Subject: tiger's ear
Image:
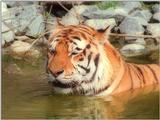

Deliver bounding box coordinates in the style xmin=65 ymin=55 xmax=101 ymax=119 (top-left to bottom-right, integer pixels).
xmin=48 ymin=18 xmax=65 ymax=42
xmin=96 ymin=25 xmax=112 ymax=44
xmin=50 ymin=18 xmax=64 ymax=34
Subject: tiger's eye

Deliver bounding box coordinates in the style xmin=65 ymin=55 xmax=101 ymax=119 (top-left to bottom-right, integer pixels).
xmin=75 ymin=47 xmax=82 ymax=51
xmin=79 ymin=58 xmax=84 ymax=61
xmin=86 ymin=44 xmax=91 ymax=49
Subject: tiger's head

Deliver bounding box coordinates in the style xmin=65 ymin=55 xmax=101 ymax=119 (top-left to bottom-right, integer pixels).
xmin=46 ymin=25 xmax=114 ymax=96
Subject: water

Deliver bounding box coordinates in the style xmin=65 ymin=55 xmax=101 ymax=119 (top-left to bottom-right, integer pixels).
xmin=2 ymin=55 xmax=159 ymax=119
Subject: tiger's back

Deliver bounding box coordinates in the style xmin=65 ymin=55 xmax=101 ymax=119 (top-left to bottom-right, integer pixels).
xmin=112 ymin=63 xmax=160 ymax=94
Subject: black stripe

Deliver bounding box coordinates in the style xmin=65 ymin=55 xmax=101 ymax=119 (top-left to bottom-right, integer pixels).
xmin=72 ymin=41 xmax=77 ymax=45
xmin=133 ymin=65 xmax=143 ymax=87
xmin=90 ymin=54 xmax=100 ymax=81
xmin=134 ymin=65 xmax=146 ymax=84
xmin=72 ymin=36 xmax=81 ymax=41
xmin=146 ymin=65 xmax=158 ymax=83
xmin=94 ymin=54 xmax=100 ymax=67
xmin=87 ymin=52 xmax=92 ymax=67
xmin=128 ymin=64 xmax=133 ymax=89
xmin=75 ymin=47 xmax=82 ymax=51
xmin=78 ymin=65 xmax=90 ymax=74
xmin=81 ymin=54 xmax=100 ymax=84
xmin=71 ymin=52 xmax=78 ymax=56
xmin=83 ymin=49 xmax=86 ymax=56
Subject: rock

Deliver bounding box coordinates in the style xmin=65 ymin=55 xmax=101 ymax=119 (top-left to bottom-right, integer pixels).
xmin=61 ymin=15 xmax=80 ymax=26
xmin=2 ymin=39 xmax=5 ymax=47
xmin=112 ymin=7 xmax=128 ymax=22
xmin=2 ymin=31 xmax=15 ymax=43
xmin=5 ymin=1 xmax=38 ymax=7
xmin=26 ymin=15 xmax=45 ymax=37
xmin=2 ymin=5 xmax=45 ymax=38
xmin=119 ymin=2 xmax=142 ymax=13
xmin=10 ymin=41 xmax=40 ymax=58
xmin=2 ymin=22 xmax=15 ymax=43
xmin=82 ymin=8 xmax=114 ymax=19
xmin=2 ymin=2 xmax=8 ymax=13
xmin=119 ymin=16 xmax=145 ymax=35
xmin=146 ymin=44 xmax=159 ymax=52
xmin=134 ymin=17 xmax=148 ymax=26
xmin=10 ymin=41 xmax=31 ymax=53
xmin=61 ymin=5 xmax=92 ymax=25
xmin=120 ymin=44 xmax=147 ymax=57
xmin=152 ymin=4 xmax=160 ymax=13
xmin=130 ymin=10 xmax=152 ymax=22
xmin=82 ymin=6 xmax=128 ymax=22
xmin=149 ymin=50 xmax=159 ymax=63
xmin=153 ymin=12 xmax=160 ymax=22
xmin=81 ymin=5 xmax=101 ymax=19
xmin=147 ymin=23 xmax=160 ymax=36
xmin=84 ymin=19 xmax=116 ymax=30
xmin=133 ymin=38 xmax=146 ymax=45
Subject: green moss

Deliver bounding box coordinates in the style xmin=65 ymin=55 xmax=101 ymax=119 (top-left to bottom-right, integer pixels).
xmin=2 ymin=54 xmax=17 ymax=63
xmin=96 ymin=1 xmax=119 ymax=10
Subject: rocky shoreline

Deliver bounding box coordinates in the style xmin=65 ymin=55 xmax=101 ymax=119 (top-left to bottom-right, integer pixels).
xmin=2 ymin=1 xmax=160 ymax=60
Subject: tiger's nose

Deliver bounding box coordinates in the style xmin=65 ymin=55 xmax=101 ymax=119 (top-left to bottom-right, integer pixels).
xmin=51 ymin=70 xmax=64 ymax=77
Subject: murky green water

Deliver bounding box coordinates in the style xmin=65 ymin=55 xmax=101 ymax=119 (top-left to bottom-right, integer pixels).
xmin=2 ymin=54 xmax=159 ymax=119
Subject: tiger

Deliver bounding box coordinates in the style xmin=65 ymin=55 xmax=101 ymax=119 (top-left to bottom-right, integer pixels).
xmin=46 ymin=24 xmax=160 ymax=96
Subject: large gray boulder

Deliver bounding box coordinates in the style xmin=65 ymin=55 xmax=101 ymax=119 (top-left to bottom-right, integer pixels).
xmin=84 ymin=18 xmax=116 ymax=30
xmin=10 ymin=41 xmax=40 ymax=58
xmin=25 ymin=15 xmax=45 ymax=37
xmin=119 ymin=16 xmax=145 ymax=35
xmin=130 ymin=10 xmax=152 ymax=22
xmin=119 ymin=2 xmax=142 ymax=13
xmin=82 ymin=6 xmax=128 ymax=22
xmin=82 ymin=7 xmax=115 ymax=19
xmin=120 ymin=44 xmax=147 ymax=57
xmin=2 ymin=22 xmax=15 ymax=43
xmin=147 ymin=23 xmax=160 ymax=36
xmin=153 ymin=12 xmax=160 ymax=22
xmin=2 ymin=4 xmax=45 ymax=38
xmin=4 ymin=1 xmax=38 ymax=7
xmin=133 ymin=38 xmax=146 ymax=45
xmin=61 ymin=5 xmax=96 ymax=25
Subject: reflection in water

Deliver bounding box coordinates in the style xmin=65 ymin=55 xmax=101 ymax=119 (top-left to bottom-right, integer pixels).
xmin=2 ymin=56 xmax=159 ymax=119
